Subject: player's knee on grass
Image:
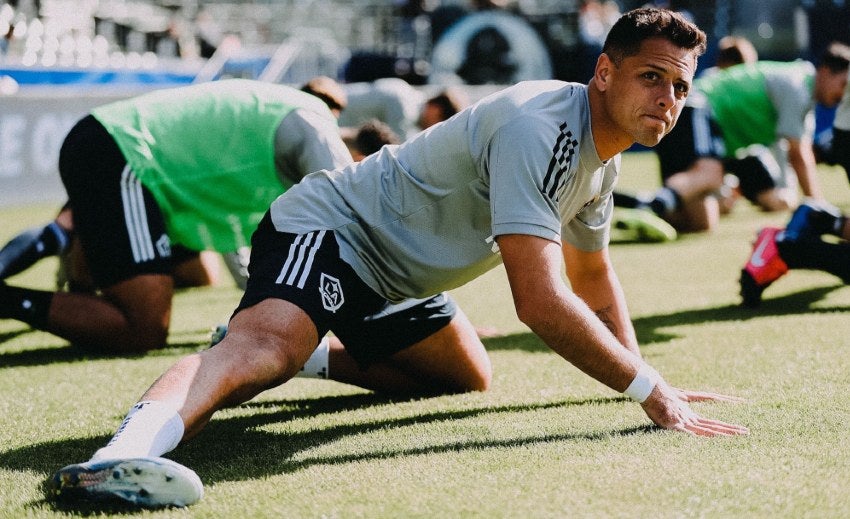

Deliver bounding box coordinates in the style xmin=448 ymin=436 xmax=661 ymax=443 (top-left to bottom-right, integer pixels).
xmin=394 ymin=317 xmax=492 ymax=394
xmin=726 ymin=148 xmax=787 ymax=209
xmin=664 ymin=196 xmax=719 ymax=233
xmin=100 ymin=276 xmax=174 ymax=352
xmin=754 ymin=188 xmax=794 ymax=212
xmin=123 ymin=318 xmax=170 ymax=353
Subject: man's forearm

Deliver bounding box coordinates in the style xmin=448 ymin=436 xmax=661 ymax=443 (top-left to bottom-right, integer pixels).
xmin=789 ymin=141 xmax=821 ymax=198
xmin=570 ymin=271 xmax=640 ymax=356
xmin=528 ymin=290 xmax=643 ymax=393
xmin=591 ymin=302 xmax=640 ymax=356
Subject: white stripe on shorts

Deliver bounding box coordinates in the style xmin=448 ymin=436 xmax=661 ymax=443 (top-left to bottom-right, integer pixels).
xmin=692 ymin=106 xmax=713 ymax=156
xmin=275 ymin=230 xmax=327 ymax=289
xmin=120 ymin=165 xmax=155 ymax=263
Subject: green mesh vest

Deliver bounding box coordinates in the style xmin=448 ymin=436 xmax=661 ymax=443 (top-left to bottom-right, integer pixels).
xmin=92 ymin=80 xmax=300 ymax=252
xmin=697 ymin=61 xmax=813 ymax=156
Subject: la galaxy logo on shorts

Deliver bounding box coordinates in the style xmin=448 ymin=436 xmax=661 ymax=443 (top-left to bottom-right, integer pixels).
xmin=319 ymin=272 xmax=344 ymax=312
xmin=155 ymin=234 xmax=171 ymax=258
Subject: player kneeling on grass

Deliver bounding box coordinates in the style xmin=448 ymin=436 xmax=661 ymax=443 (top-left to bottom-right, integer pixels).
xmin=740 ymin=198 xmax=850 ymax=307
xmin=0 ymin=78 xmax=352 ymax=353
xmin=48 ymin=8 xmax=748 ymax=509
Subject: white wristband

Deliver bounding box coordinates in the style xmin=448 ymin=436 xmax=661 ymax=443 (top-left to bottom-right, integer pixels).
xmin=624 ymin=364 xmax=659 ymax=403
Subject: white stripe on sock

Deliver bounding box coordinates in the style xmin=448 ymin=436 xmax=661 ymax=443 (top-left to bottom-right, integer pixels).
xmin=91 ymin=400 xmax=184 ymax=461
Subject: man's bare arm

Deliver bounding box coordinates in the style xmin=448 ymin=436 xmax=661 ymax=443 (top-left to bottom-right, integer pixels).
xmin=562 ymin=243 xmax=639 ymax=356
xmin=497 ymin=233 xmax=748 ymax=436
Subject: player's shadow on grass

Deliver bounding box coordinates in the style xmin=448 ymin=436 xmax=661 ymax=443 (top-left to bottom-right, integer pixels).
xmin=188 ymin=396 xmax=648 ymax=483
xmin=481 ymin=284 xmax=849 ymax=350
xmin=0 ymin=327 xmax=35 ymax=343
xmin=0 ymin=339 xmax=204 ymax=369
xmin=630 ymin=284 xmax=848 ymax=344
xmin=7 ymin=392 xmax=648 ymax=511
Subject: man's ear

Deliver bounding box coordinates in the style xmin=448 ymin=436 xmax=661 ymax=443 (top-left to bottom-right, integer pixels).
xmin=594 ymin=53 xmax=613 ymax=91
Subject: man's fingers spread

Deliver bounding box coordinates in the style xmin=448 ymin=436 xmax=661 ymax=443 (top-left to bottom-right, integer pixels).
xmin=684 ymin=418 xmax=749 ymax=437
xmin=680 ymin=390 xmax=746 ymax=403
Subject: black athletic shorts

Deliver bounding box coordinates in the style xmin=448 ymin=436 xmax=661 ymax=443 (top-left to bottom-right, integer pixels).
xmin=234 ymin=213 xmax=457 ymax=368
xmin=832 ymin=128 xmax=850 ymax=183
xmin=655 ymin=105 xmax=726 ymax=180
xmin=723 ymin=148 xmax=783 ymax=202
xmin=58 ymin=115 xmax=185 ymax=288
xmin=655 ymin=106 xmax=779 ymax=201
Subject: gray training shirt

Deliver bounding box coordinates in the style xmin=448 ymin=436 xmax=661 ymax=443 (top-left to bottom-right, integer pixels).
xmin=270 ymin=80 xmax=620 ymax=302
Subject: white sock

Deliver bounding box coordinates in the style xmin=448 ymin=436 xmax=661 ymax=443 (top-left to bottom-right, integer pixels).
xmin=90 ymin=400 xmax=184 ymax=461
xmin=296 ymin=337 xmax=330 ymax=379
xmin=655 ymin=187 xmax=680 ymax=213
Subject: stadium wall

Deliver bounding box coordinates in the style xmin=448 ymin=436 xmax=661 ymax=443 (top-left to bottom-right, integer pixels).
xmin=0 ymin=88 xmax=144 ymax=207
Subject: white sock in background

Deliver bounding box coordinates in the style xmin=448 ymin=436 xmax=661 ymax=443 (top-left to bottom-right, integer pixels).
xmin=654 ymin=186 xmax=680 ymax=213
xmin=90 ymin=400 xmax=184 ymax=461
xmin=297 ymin=337 xmax=330 ymax=379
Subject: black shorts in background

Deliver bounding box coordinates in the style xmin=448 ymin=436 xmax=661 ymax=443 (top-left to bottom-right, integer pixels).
xmin=655 ymin=105 xmax=782 ymax=201
xmin=655 ymin=105 xmax=725 ymax=180
xmin=59 ymin=115 xmax=176 ymax=288
xmin=832 ymin=128 xmax=850 ymax=183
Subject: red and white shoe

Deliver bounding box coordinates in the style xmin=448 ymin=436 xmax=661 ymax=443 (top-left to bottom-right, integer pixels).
xmin=740 ymin=227 xmax=788 ymax=308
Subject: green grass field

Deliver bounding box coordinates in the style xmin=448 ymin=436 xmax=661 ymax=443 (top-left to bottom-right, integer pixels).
xmin=2 ymin=153 xmax=850 ymax=518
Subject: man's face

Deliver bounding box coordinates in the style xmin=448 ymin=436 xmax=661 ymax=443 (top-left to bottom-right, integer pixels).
xmin=600 ymin=37 xmax=698 ymax=147
xmin=815 ymin=67 xmax=848 ymax=107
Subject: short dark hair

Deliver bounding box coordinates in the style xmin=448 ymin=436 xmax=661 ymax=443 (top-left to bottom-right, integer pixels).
xmin=716 ymin=36 xmax=758 ymax=68
xmin=425 ymin=87 xmax=469 ymax=121
xmin=602 ymin=8 xmax=706 ymax=66
xmin=301 ymin=76 xmax=348 ymax=113
xmin=349 ymin=119 xmax=400 ymax=157
xmin=819 ymin=42 xmax=850 ymax=74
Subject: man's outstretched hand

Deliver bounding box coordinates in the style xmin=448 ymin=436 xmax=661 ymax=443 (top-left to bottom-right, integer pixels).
xmin=640 ymin=380 xmax=749 ymax=437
